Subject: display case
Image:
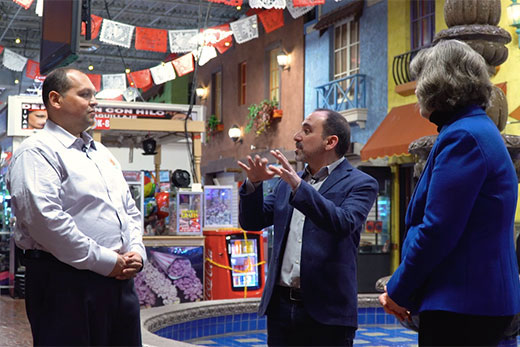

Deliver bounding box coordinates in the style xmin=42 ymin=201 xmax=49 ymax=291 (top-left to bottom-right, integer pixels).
xmin=135 ymin=236 xmax=204 ymax=307
xmin=174 ymin=191 xmax=203 ymax=236
xmin=203 ymin=185 xmax=233 ymax=228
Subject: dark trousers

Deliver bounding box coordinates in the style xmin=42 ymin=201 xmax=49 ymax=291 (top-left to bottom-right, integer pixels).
xmin=266 ymin=286 xmax=356 ymax=346
xmin=419 ymin=310 xmax=514 ymax=346
xmin=23 ymin=253 xmax=142 ymax=346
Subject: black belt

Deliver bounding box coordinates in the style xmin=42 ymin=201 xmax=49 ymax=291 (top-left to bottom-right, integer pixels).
xmin=22 ymin=249 xmax=58 ymax=262
xmin=276 ymin=285 xmax=304 ymax=302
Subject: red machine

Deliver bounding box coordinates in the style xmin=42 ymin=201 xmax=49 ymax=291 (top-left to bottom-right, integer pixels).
xmin=204 ymin=228 xmax=265 ymax=300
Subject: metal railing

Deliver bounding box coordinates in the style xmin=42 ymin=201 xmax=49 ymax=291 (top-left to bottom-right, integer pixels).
xmin=392 ymin=45 xmax=430 ymax=86
xmin=315 ymin=74 xmax=366 ymax=112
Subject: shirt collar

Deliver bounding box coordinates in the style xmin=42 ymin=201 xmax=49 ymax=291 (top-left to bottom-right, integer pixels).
xmin=44 ymin=120 xmax=96 ymax=151
xmin=303 ymin=157 xmax=345 ymax=182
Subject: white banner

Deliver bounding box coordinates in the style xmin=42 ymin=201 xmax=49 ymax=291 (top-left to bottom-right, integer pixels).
xmin=287 ymin=1 xmax=314 ymax=18
xmin=168 ymin=29 xmax=199 ymax=53
xmin=230 ymin=15 xmax=259 ymax=44
xmin=102 ymin=73 xmax=127 ymax=91
xmin=123 ymin=87 xmax=139 ymax=102
xmin=99 ymin=19 xmax=135 ymax=49
xmin=249 ymin=0 xmax=286 ymax=9
xmin=149 ymin=62 xmax=176 ymax=85
xmin=2 ymin=48 xmax=28 ymax=72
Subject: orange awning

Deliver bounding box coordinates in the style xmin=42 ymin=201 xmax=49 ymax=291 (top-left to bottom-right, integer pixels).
xmin=360 ymin=103 xmax=438 ymax=161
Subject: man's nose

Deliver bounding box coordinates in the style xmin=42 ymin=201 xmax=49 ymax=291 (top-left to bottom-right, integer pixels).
xmin=293 ymin=131 xmax=302 ymax=141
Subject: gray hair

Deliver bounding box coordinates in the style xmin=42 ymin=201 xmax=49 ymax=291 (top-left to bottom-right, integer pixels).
xmin=410 ymin=40 xmax=492 ymax=113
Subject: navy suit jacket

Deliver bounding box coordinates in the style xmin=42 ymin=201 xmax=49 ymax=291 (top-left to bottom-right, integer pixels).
xmin=239 ymin=159 xmax=378 ymax=327
xmin=387 ymin=105 xmax=520 ymax=316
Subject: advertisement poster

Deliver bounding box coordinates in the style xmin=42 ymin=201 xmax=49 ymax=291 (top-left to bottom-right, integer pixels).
xmin=175 ymin=192 xmax=202 ymax=235
xmin=135 ymin=246 xmax=204 ymax=307
xmin=21 ymin=102 xmax=47 ymax=130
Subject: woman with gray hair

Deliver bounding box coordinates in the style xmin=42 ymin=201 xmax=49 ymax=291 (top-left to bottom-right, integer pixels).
xmin=379 ymin=39 xmax=520 ymax=346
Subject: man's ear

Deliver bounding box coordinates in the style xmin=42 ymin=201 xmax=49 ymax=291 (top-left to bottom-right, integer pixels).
xmin=325 ymin=135 xmax=339 ymax=151
xmin=48 ymin=91 xmax=61 ymax=109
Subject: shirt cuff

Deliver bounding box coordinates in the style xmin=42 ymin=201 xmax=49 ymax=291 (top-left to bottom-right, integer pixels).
xmin=90 ymin=247 xmax=119 ymax=277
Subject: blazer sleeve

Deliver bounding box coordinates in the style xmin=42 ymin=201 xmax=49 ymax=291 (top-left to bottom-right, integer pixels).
xmin=291 ymin=173 xmax=378 ymax=236
xmin=387 ymin=129 xmax=487 ymax=309
xmin=239 ymin=179 xmax=280 ymax=231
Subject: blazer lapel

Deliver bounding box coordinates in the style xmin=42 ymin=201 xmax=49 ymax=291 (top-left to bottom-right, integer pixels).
xmin=318 ymin=159 xmax=352 ymax=195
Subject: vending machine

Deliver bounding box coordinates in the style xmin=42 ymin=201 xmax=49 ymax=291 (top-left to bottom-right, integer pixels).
xmin=204 ymin=228 xmax=265 ymax=300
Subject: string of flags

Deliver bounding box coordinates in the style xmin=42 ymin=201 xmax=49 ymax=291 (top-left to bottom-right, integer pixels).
xmin=2 ymin=0 xmax=324 ymax=101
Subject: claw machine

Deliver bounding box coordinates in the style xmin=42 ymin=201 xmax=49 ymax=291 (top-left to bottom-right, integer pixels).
xmin=204 ymin=228 xmax=265 ymax=300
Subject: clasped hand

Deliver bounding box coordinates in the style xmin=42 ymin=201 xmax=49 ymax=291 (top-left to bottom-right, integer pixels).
xmin=378 ymin=287 xmax=411 ymax=322
xmin=237 ymin=150 xmax=301 ymax=189
xmin=108 ymin=251 xmax=143 ymax=280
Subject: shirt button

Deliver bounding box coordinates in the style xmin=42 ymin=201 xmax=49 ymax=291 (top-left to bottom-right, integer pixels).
xmin=298 ymin=239 xmax=302 ymax=243
xmin=295 ymin=260 xmax=300 ymax=264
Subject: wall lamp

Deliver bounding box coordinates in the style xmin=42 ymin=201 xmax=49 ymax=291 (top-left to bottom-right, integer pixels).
xmin=195 ymin=86 xmax=208 ymax=99
xmin=508 ymin=0 xmax=520 ymax=48
xmin=228 ymin=124 xmax=243 ymax=143
xmin=277 ymin=50 xmax=291 ymax=70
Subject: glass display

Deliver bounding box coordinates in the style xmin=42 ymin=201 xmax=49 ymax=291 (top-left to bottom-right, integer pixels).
xmin=360 ymin=194 xmax=391 ymax=253
xmin=175 ymin=191 xmax=203 ymax=235
xmin=204 ymin=185 xmax=233 ymax=228
xmin=228 ymin=237 xmax=260 ymax=289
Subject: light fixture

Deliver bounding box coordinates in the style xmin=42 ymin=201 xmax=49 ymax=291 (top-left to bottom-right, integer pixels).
xmin=142 ymin=136 xmax=158 ymax=155
xmin=14 ymin=79 xmax=19 ymax=84
xmin=125 ymin=68 xmax=131 ymax=74
xmin=228 ymin=124 xmax=243 ymax=143
xmin=508 ymin=0 xmax=520 ymax=47
xmin=195 ymin=86 xmax=208 ymax=99
xmin=88 ymin=64 xmax=94 ymax=71
xmin=277 ymin=51 xmax=291 ymax=70
xmin=15 ymin=37 xmax=21 ymax=44
xmin=236 ymin=5 xmax=241 ymax=10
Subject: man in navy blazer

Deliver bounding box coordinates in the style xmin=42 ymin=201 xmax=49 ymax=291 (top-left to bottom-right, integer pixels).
xmin=238 ymin=109 xmax=378 ymax=346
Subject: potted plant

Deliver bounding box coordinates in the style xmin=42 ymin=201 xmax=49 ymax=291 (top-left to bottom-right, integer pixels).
xmin=206 ymin=114 xmax=223 ymax=141
xmin=245 ymin=99 xmax=280 ymax=136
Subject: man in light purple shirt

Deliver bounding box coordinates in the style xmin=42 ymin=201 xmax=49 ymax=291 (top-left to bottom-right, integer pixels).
xmin=7 ymin=67 xmax=145 ymax=346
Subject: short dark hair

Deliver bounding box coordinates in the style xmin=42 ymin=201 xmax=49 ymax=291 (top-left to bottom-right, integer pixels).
xmin=315 ymin=108 xmax=351 ymax=157
xmin=42 ymin=67 xmax=77 ymax=108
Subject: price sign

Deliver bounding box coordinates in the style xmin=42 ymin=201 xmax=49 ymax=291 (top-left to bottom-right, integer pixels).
xmin=94 ymin=117 xmax=111 ymax=130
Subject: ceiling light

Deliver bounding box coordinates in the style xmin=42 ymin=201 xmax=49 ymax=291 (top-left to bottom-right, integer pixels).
xmin=88 ymin=65 xmax=94 ymax=71
xmin=15 ymin=38 xmax=21 ymax=44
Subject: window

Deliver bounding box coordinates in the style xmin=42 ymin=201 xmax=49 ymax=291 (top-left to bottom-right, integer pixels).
xmin=268 ymin=49 xmax=280 ymax=102
xmin=333 ymin=18 xmax=360 ymax=82
xmin=211 ymin=70 xmax=222 ymax=121
xmin=238 ymin=62 xmax=247 ymax=106
xmin=410 ymin=0 xmax=435 ymax=50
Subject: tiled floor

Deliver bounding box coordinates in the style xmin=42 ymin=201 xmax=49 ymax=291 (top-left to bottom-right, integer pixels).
xmin=188 ymin=326 xmax=520 ymax=347
xmin=0 ymin=294 xmax=33 ymax=346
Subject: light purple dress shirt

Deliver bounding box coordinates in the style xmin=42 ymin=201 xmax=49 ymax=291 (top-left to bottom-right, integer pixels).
xmin=7 ymin=120 xmax=146 ymax=276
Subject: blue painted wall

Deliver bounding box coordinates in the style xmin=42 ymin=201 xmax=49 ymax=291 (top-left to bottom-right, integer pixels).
xmin=304 ymin=0 xmax=388 ymax=145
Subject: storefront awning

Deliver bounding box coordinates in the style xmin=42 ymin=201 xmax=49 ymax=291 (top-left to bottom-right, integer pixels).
xmin=360 ymin=103 xmax=438 ymax=161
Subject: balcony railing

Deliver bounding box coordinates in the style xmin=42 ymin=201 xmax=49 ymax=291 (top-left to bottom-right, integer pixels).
xmin=392 ymin=45 xmax=430 ymax=86
xmin=315 ymin=74 xmax=366 ymax=111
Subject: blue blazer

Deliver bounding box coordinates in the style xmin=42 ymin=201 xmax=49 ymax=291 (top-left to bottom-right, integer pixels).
xmin=239 ymin=159 xmax=378 ymax=327
xmin=387 ymin=105 xmax=520 ymax=316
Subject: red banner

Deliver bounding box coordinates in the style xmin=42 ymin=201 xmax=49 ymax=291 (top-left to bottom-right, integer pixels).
xmin=172 ymin=53 xmax=194 ymax=77
xmin=25 ymin=60 xmax=40 ymax=80
xmin=127 ymin=69 xmax=153 ymax=89
xmin=257 ymin=9 xmax=284 ymax=34
xmin=204 ymin=24 xmax=233 ymax=54
xmin=293 ymin=0 xmax=324 ymax=6
xmin=81 ymin=14 xmax=103 ymax=40
xmin=12 ymin=0 xmax=33 ymax=10
xmin=135 ymin=27 xmax=167 ymax=53
xmin=86 ymin=74 xmax=101 ymax=92
xmin=0 ymin=45 xmax=4 ymax=55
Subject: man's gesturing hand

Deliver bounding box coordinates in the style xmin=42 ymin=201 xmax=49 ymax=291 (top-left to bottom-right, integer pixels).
xmin=237 ymin=154 xmax=276 ymax=183
xmin=268 ymin=150 xmax=301 ymax=190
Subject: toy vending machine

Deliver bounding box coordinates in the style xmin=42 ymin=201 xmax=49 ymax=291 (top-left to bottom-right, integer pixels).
xmin=204 ymin=229 xmax=265 ymax=300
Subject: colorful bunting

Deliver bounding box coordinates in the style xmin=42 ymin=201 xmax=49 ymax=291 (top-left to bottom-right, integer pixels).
xmin=172 ymin=53 xmax=194 ymax=77
xmin=287 ymin=0 xmax=314 ymax=18
xmin=123 ymin=87 xmax=139 ymax=102
xmin=87 ymin=73 xmax=102 ymax=91
xmin=258 ymin=9 xmax=285 ymax=33
xmin=2 ymin=48 xmax=28 ymax=72
xmin=203 ymin=24 xmax=233 ymax=54
xmin=99 ymin=19 xmax=135 ymax=49
xmin=149 ymin=62 xmax=176 ymax=85
xmin=12 ymin=0 xmax=34 ymax=10
xmin=81 ymin=14 xmax=103 ymax=40
xmin=207 ymin=0 xmax=243 ymax=5
xmin=292 ymin=0 xmax=324 ymax=6
xmin=196 ymin=46 xmax=218 ymax=66
xmin=249 ymin=0 xmax=286 ymax=9
xmin=230 ymin=15 xmax=259 ymax=44
xmin=0 ymin=46 xmax=3 ymax=55
xmin=135 ymin=27 xmax=167 ymax=53
xmin=127 ymin=69 xmax=153 ymax=89
xmin=25 ymin=60 xmax=40 ymax=79
xmin=168 ymin=29 xmax=199 ymax=53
